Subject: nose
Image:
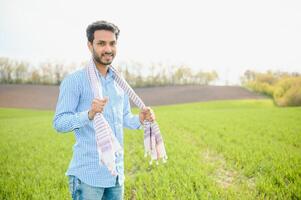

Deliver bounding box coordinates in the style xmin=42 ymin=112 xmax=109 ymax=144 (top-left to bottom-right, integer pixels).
xmin=104 ymin=44 xmax=112 ymax=53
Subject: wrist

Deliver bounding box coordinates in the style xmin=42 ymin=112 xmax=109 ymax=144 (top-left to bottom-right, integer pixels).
xmin=139 ymin=115 xmax=144 ymax=124
xmin=88 ymin=110 xmax=95 ymax=120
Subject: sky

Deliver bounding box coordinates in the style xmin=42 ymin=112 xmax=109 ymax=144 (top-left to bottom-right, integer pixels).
xmin=1 ymin=0 xmax=300 ymax=85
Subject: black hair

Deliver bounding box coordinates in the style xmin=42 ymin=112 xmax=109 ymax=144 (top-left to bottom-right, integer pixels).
xmin=86 ymin=20 xmax=120 ymax=43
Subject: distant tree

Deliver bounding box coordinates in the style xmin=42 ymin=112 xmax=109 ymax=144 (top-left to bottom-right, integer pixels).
xmin=0 ymin=57 xmax=14 ymax=83
xmin=53 ymin=63 xmax=68 ymax=85
xmin=195 ymin=70 xmax=218 ymax=85
xmin=30 ymin=68 xmax=42 ymax=84
xmin=242 ymin=69 xmax=301 ymax=106
xmin=0 ymin=56 xmax=220 ymax=87
xmin=40 ymin=63 xmax=54 ymax=84
xmin=14 ymin=61 xmax=29 ymax=83
xmin=207 ymin=70 xmax=218 ymax=85
xmin=173 ymin=65 xmax=192 ymax=85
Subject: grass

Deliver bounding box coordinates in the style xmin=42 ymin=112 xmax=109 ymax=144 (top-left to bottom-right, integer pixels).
xmin=0 ymin=99 xmax=300 ymax=199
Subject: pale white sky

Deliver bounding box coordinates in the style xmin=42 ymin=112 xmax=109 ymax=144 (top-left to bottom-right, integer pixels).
xmin=1 ymin=0 xmax=300 ymax=85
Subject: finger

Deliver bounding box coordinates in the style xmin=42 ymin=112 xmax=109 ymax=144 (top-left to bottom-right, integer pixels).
xmin=98 ymin=99 xmax=108 ymax=103
xmin=148 ymin=109 xmax=154 ymax=115
xmin=94 ymin=98 xmax=102 ymax=102
xmin=95 ymin=99 xmax=105 ymax=104
xmin=143 ymin=107 xmax=150 ymax=111
xmin=95 ymin=100 xmax=108 ymax=107
xmin=143 ymin=108 xmax=152 ymax=115
xmin=99 ymin=99 xmax=108 ymax=105
xmin=148 ymin=108 xmax=154 ymax=115
xmin=94 ymin=97 xmax=108 ymax=102
xmin=92 ymin=102 xmax=99 ymax=108
xmin=97 ymin=106 xmax=104 ymax=112
xmin=92 ymin=99 xmax=99 ymax=104
xmin=145 ymin=112 xmax=151 ymax=117
xmin=151 ymin=114 xmax=155 ymax=121
xmin=98 ymin=102 xmax=106 ymax=106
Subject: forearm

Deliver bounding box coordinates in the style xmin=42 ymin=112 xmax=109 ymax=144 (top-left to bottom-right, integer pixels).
xmin=123 ymin=114 xmax=142 ymax=130
xmin=53 ymin=110 xmax=90 ymax=133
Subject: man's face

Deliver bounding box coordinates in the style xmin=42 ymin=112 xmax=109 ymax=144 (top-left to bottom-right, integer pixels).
xmin=88 ymin=30 xmax=117 ymax=66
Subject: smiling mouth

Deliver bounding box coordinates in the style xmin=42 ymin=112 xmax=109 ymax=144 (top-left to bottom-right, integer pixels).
xmin=103 ymin=54 xmax=113 ymax=58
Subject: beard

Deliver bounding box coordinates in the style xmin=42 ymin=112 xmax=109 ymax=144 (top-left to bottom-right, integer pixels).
xmin=92 ymin=48 xmax=115 ymax=66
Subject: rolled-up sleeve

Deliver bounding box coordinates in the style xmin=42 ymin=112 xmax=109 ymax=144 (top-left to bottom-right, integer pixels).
xmin=53 ymin=74 xmax=90 ymax=133
xmin=122 ymin=94 xmax=141 ymax=130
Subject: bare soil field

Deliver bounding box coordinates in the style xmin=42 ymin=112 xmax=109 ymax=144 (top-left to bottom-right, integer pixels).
xmin=0 ymin=84 xmax=265 ymax=110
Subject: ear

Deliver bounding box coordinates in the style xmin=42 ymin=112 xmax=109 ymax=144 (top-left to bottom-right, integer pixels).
xmin=87 ymin=41 xmax=93 ymax=53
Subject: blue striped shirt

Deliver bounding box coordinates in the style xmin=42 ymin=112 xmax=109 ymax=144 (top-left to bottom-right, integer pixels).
xmin=53 ymin=67 xmax=141 ymax=187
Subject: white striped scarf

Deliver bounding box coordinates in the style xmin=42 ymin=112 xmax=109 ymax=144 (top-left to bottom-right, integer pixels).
xmin=86 ymin=60 xmax=167 ymax=175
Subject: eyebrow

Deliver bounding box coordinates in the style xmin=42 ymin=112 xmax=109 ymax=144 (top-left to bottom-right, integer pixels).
xmin=95 ymin=40 xmax=116 ymax=43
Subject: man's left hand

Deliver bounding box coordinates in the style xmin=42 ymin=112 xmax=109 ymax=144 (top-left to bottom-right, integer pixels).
xmin=139 ymin=107 xmax=155 ymax=124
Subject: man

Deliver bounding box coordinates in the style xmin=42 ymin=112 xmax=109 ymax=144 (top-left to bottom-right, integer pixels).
xmin=53 ymin=20 xmax=155 ymax=200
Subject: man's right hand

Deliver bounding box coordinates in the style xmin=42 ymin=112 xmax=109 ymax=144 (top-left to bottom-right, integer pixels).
xmin=88 ymin=97 xmax=108 ymax=120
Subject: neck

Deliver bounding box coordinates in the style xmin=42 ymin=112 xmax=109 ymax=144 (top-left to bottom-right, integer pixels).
xmin=94 ymin=60 xmax=109 ymax=76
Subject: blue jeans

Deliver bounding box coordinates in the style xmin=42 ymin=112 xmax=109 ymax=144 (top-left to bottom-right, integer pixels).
xmin=68 ymin=175 xmax=124 ymax=200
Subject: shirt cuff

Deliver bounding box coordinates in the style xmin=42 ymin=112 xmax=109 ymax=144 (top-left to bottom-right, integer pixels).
xmin=134 ymin=115 xmax=144 ymax=129
xmin=78 ymin=110 xmax=91 ymax=126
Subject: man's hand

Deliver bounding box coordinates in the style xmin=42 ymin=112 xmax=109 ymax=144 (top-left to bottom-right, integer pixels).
xmin=88 ymin=97 xmax=108 ymax=120
xmin=139 ymin=107 xmax=156 ymax=124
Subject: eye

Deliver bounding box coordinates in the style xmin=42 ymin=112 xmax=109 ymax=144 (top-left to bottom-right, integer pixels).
xmin=97 ymin=41 xmax=105 ymax=46
xmin=110 ymin=41 xmax=116 ymax=47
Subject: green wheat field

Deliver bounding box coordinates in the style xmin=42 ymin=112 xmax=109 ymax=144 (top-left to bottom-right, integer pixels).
xmin=0 ymin=99 xmax=300 ymax=200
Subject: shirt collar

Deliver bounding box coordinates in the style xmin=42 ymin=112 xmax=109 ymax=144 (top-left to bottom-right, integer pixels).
xmin=90 ymin=58 xmax=115 ymax=83
xmin=97 ymin=66 xmax=114 ymax=83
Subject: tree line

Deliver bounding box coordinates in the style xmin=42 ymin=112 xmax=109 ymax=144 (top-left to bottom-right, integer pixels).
xmin=0 ymin=57 xmax=218 ymax=87
xmin=241 ymin=70 xmax=301 ymax=106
